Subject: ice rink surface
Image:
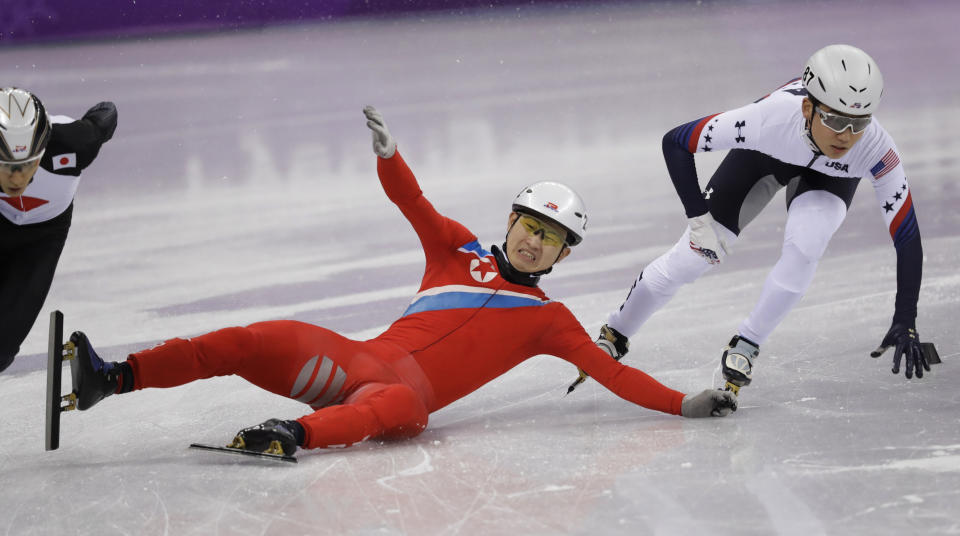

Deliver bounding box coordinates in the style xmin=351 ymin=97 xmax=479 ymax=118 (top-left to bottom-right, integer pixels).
xmin=2 ymin=1 xmax=959 ymax=534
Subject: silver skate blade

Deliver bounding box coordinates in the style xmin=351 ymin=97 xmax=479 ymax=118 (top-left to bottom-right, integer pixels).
xmin=189 ymin=443 xmax=298 ymax=464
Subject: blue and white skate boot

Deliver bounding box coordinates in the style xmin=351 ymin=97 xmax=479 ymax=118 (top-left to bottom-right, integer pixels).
xmin=721 ymin=335 xmax=759 ymax=395
xmin=67 ymin=331 xmax=119 ymax=410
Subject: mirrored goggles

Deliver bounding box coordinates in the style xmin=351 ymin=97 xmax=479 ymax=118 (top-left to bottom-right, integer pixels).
xmin=816 ymin=106 xmax=872 ymax=134
xmin=517 ymin=214 xmax=567 ymax=247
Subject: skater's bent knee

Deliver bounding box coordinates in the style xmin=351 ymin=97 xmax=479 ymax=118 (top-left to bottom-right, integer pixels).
xmin=370 ymin=384 xmax=429 ymax=439
xmin=782 ymin=236 xmax=827 ymax=266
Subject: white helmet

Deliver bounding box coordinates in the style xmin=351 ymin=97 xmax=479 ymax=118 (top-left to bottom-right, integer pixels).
xmin=512 ymin=181 xmax=587 ymax=246
xmin=802 ymin=44 xmax=883 ymax=116
xmin=0 ymin=88 xmax=52 ymax=163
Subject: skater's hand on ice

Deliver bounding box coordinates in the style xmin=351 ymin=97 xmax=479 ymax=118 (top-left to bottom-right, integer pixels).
xmin=681 ymin=389 xmax=737 ymax=418
xmin=688 ymin=213 xmax=729 ymax=265
xmin=363 ymin=105 xmax=396 ymax=159
xmin=871 ymin=322 xmax=929 ymax=379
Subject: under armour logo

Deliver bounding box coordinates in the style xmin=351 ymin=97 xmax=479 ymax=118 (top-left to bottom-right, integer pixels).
xmin=734 ymin=120 xmax=746 ymax=143
xmin=703 ymin=187 xmax=714 ymax=199
xmin=469 ymin=257 xmax=497 ymax=283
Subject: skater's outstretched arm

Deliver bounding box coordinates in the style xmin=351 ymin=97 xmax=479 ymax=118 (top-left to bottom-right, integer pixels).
xmin=541 ymin=306 xmax=736 ymax=417
xmin=364 ymin=105 xmax=475 ymax=253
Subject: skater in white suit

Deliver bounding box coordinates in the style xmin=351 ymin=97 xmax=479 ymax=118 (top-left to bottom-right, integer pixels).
xmin=585 ymin=44 xmax=931 ymax=395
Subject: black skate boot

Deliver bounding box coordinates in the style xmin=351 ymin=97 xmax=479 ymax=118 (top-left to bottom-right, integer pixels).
xmin=596 ymin=324 xmax=630 ymax=361
xmin=721 ymin=335 xmax=759 ymax=395
xmin=68 ymin=331 xmax=120 ymax=410
xmin=567 ymin=324 xmax=631 ymax=394
xmin=229 ymin=419 xmax=301 ymax=456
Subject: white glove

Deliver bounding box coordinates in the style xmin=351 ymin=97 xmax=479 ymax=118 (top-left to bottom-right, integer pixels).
xmin=681 ymin=389 xmax=738 ymax=418
xmin=688 ymin=213 xmax=730 ymax=265
xmin=363 ymin=105 xmax=396 ymax=159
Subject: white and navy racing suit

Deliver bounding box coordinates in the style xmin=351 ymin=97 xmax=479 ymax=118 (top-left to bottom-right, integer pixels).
xmin=0 ymin=102 xmax=116 ymax=372
xmin=608 ymin=79 xmax=921 ymax=348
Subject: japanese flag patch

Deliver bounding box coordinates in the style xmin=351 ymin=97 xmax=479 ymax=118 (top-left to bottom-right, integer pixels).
xmin=52 ymin=153 xmax=77 ymax=170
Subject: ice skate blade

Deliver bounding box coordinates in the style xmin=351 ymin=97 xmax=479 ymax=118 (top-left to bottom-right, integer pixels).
xmin=189 ymin=443 xmax=297 ymax=464
xmin=45 ymin=310 xmax=65 ymax=451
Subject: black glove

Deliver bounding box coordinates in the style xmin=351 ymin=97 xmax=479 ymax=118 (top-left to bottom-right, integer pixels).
xmin=82 ymin=101 xmax=118 ymax=143
xmin=870 ymin=322 xmax=930 ymax=379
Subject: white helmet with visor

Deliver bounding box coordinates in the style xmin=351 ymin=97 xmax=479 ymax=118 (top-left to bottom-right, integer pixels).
xmin=0 ymin=88 xmax=52 ymax=164
xmin=512 ymin=181 xmax=587 ymax=246
xmin=802 ymin=44 xmax=882 ymax=134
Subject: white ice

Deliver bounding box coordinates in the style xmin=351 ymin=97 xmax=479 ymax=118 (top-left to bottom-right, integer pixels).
xmin=2 ymin=1 xmax=959 ymax=534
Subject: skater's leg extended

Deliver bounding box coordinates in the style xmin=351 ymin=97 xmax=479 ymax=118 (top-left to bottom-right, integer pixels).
xmin=607 ymin=225 xmax=734 ymax=337
xmin=127 ymin=320 xmax=343 ymax=392
xmin=298 ymin=383 xmax=429 ymax=449
xmin=57 ymin=323 xmax=250 ymax=411
xmin=724 ymin=191 xmax=847 ymax=393
xmin=738 ymin=191 xmax=847 ymax=344
xmin=606 ymin=149 xmax=775 ymax=339
xmin=226 ymin=382 xmax=428 ymax=455
xmin=127 ymin=325 xmax=262 ymax=389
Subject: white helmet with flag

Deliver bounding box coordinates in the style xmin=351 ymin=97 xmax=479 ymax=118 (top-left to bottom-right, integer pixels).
xmin=802 ymin=44 xmax=883 ymax=116
xmin=0 ymin=87 xmax=52 ymax=163
xmin=512 ymin=181 xmax=587 ymax=246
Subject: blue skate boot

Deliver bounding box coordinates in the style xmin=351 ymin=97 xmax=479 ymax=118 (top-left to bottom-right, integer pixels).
xmin=67 ymin=331 xmax=120 ymax=410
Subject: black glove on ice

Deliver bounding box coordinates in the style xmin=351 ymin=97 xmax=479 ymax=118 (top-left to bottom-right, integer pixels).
xmin=871 ymin=322 xmax=930 ymax=379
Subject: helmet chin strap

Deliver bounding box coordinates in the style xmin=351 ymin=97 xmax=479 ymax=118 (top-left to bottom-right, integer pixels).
xmin=802 ymin=119 xmax=824 ymax=155
xmin=492 ymin=244 xmax=543 ymax=287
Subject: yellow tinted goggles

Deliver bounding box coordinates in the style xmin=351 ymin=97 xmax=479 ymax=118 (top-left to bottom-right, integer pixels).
xmin=517 ymin=214 xmax=566 ymax=247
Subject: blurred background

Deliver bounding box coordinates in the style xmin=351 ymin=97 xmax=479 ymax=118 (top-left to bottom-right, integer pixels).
xmin=1 ymin=1 xmax=959 ymax=534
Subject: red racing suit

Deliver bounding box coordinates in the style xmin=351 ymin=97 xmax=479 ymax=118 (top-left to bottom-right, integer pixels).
xmin=127 ymin=151 xmax=685 ymax=449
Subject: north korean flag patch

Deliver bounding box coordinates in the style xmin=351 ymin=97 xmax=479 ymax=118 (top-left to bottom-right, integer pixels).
xmin=52 ymin=153 xmax=77 ymax=170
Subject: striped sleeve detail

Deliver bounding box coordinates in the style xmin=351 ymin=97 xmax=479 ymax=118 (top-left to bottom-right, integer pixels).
xmin=402 ymin=285 xmax=549 ymax=316
xmin=673 ymin=113 xmax=720 ymax=153
xmin=889 ymin=192 xmax=919 ymax=247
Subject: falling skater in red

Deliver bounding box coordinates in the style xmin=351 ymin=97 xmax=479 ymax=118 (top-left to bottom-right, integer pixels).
xmin=66 ymin=106 xmax=736 ymax=457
